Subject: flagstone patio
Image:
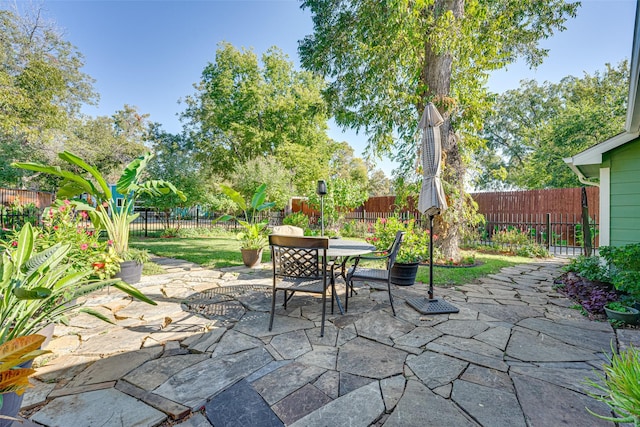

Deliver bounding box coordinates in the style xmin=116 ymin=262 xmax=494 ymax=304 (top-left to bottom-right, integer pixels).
xmin=14 ymin=256 xmax=640 ymax=426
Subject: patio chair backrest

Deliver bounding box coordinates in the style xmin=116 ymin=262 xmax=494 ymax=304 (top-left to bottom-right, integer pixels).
xmin=269 ymin=235 xmax=329 ymax=279
xmin=271 ymin=225 xmax=304 ymax=236
xmin=387 ymin=231 xmax=405 ymax=268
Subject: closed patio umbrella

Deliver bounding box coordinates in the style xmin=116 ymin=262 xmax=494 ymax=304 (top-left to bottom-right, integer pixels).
xmin=417 ymin=102 xmax=447 ymax=216
xmin=407 ymin=102 xmax=458 ymax=315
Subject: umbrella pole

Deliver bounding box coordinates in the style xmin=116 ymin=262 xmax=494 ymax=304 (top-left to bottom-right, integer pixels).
xmin=429 ymin=214 xmax=434 ymax=300
xmin=405 ymin=212 xmax=458 ymax=315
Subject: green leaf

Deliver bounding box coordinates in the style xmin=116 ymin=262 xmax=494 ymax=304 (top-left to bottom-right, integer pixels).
xmin=12 ymin=287 xmax=52 ymax=299
xmin=116 ymin=153 xmax=152 ymax=195
xmin=113 ymin=281 xmax=157 ymax=305
xmin=12 ymin=162 xmax=97 ymax=200
xmin=250 ymin=183 xmax=268 ymax=210
xmin=58 ymin=151 xmax=112 ymax=199
xmin=56 ymin=181 xmax=95 ymax=200
xmin=220 ymin=185 xmax=247 ymax=211
xmin=256 ymin=201 xmax=276 ymax=212
xmin=213 ymin=214 xmax=233 ymax=223
xmin=14 ymin=223 xmax=34 ymax=270
xmin=79 ymin=308 xmax=116 ymax=324
xmin=23 ymin=244 xmax=69 ymax=280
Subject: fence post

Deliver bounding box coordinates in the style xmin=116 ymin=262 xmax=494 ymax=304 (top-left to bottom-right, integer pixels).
xmin=546 ymin=213 xmax=551 ymax=252
xmin=196 ymin=206 xmax=199 ymax=227
xmin=144 ymin=210 xmax=148 ymax=238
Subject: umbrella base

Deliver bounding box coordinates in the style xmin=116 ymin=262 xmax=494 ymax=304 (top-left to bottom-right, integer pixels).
xmin=406 ymin=297 xmax=459 ymax=315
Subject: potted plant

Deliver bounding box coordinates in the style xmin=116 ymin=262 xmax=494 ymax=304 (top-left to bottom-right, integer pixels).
xmin=585 ymin=344 xmax=640 ymax=426
xmin=604 ymin=302 xmax=640 ymax=326
xmin=0 ymin=335 xmax=51 ymax=425
xmin=367 ymin=217 xmax=426 ymax=286
xmin=0 ymin=224 xmax=156 ymax=423
xmin=13 ymin=151 xmax=186 ymax=283
xmin=214 ymin=184 xmax=275 ymax=267
xmin=390 ymin=229 xmax=428 ymax=286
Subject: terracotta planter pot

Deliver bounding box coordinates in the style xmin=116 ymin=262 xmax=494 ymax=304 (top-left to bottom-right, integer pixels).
xmin=390 ymin=262 xmax=419 ymax=286
xmin=241 ymin=248 xmax=264 ymax=268
xmin=115 ymin=260 xmax=143 ymax=284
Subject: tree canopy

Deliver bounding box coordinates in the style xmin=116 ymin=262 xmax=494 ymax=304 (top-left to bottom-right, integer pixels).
xmin=0 ymin=6 xmax=146 ymax=189
xmin=299 ymin=0 xmax=579 ymax=258
xmin=0 ymin=6 xmax=96 ymax=144
xmin=182 ymin=42 xmax=331 ymax=183
xmin=474 ymin=61 xmax=629 ymax=190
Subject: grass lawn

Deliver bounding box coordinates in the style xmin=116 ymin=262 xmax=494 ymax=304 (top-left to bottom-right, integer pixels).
xmin=132 ymin=236 xmax=541 ymax=287
xmin=131 ymin=235 xmax=270 ymax=269
xmin=416 ymin=252 xmax=538 ymax=287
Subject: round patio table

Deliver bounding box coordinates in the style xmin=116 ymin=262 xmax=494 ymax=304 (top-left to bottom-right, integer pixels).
xmin=327 ymin=238 xmax=376 ymax=258
xmin=326 ymin=238 xmax=376 ymax=314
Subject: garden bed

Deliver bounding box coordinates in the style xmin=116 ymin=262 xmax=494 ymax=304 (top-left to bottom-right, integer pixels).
xmin=420 ymin=261 xmax=484 ymax=268
xmin=554 ymin=271 xmax=638 ymax=329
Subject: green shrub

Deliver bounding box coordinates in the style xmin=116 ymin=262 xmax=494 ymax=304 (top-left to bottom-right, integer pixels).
xmin=367 ymin=216 xmax=430 ymax=263
xmin=564 ymin=255 xmax=610 ymax=283
xmin=283 ymin=212 xmax=310 ymax=230
xmin=492 ymin=227 xmax=531 ymax=246
xmin=2 ymin=200 xmax=120 ymax=280
xmin=600 ymin=243 xmax=640 ymax=300
xmin=175 ymin=227 xmax=232 ymax=238
xmin=514 ymin=243 xmax=549 ymax=258
xmin=161 ymin=227 xmax=180 ymax=238
xmin=340 ymin=220 xmax=369 ymax=238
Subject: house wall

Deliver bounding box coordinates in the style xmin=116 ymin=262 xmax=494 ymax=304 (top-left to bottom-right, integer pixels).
xmin=605 ymin=137 xmax=640 ymax=245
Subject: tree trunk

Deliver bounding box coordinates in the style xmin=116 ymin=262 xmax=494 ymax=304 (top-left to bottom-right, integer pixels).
xmin=421 ymin=0 xmax=465 ymax=261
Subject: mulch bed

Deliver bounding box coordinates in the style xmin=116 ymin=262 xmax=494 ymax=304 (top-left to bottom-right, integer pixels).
xmin=554 ymin=271 xmax=639 ymax=330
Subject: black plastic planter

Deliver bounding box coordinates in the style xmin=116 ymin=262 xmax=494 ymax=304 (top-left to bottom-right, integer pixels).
xmin=390 ymin=262 xmax=419 ymax=286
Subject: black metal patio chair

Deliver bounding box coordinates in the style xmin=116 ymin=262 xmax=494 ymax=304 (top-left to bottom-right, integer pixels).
xmin=268 ymin=235 xmax=333 ymax=336
xmin=345 ymin=231 xmax=405 ymax=316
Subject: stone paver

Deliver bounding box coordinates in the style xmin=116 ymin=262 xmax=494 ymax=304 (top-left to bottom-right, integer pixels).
xmin=22 ymin=257 xmax=621 ymax=426
xmin=30 ymin=388 xmax=166 ymax=427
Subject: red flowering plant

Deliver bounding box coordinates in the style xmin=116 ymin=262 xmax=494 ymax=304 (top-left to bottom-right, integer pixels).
xmin=367 ymin=216 xmax=431 ymax=264
xmin=3 ymin=200 xmax=121 ymax=280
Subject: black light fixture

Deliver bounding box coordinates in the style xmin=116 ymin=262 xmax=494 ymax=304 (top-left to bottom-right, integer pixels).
xmin=316 ymin=180 xmax=327 ymax=196
xmin=316 ymin=180 xmax=327 ymax=236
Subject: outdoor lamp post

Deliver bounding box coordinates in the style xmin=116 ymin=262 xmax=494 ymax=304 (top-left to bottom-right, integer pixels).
xmin=316 ymin=180 xmax=327 ymax=236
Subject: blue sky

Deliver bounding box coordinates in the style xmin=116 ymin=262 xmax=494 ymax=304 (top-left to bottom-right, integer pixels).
xmin=31 ymin=0 xmax=639 ymax=175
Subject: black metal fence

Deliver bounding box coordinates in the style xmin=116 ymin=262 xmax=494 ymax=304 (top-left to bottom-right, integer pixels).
xmin=128 ymin=208 xmax=287 ymax=237
xmin=0 ymin=205 xmax=42 ymax=234
xmin=469 ymin=212 xmax=599 ymax=256
xmin=0 ymin=199 xmax=598 ymax=256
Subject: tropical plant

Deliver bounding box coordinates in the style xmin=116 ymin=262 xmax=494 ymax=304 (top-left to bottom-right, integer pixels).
xmin=585 ymin=344 xmax=640 ymax=426
xmin=0 ymin=335 xmax=50 ymax=411
xmin=2 ymin=200 xmax=121 ymax=280
xmin=12 ymin=151 xmax=186 ymax=259
xmin=0 ymin=223 xmax=155 ymax=345
xmin=214 ymin=184 xmax=275 ymax=250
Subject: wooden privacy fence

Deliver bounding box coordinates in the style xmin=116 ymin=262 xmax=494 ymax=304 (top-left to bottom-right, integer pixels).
xmin=0 ymin=187 xmax=55 ymax=209
xmin=0 ymin=188 xmax=55 ymax=231
xmin=471 ymin=187 xmax=600 ymax=218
